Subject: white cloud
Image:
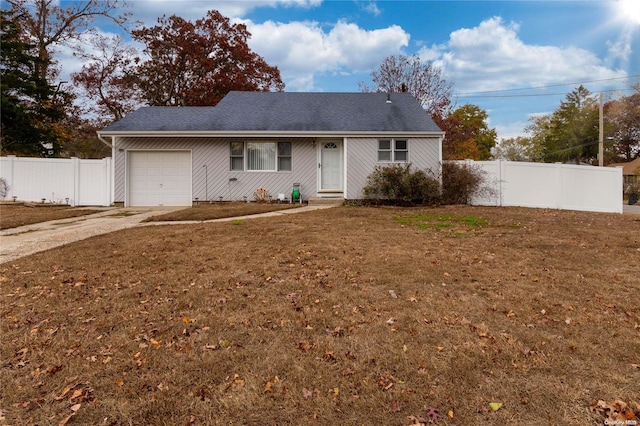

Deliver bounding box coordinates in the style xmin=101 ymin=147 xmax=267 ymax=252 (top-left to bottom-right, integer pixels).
xmin=431 ymin=17 xmax=627 ymax=93
xmin=360 ymin=1 xmax=381 ymax=17
xmin=415 ymin=44 xmax=443 ymax=62
xmin=607 ymin=31 xmax=634 ymax=62
xmin=494 ymin=121 xmax=529 ymax=141
xmin=242 ymin=19 xmax=410 ymax=91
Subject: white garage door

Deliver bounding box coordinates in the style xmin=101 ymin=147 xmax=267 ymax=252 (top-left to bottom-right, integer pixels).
xmin=128 ymin=151 xmax=192 ymax=207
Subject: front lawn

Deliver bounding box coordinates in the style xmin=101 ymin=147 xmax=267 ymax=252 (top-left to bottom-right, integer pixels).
xmin=0 ymin=203 xmax=102 ymax=230
xmin=0 ymin=202 xmax=304 ymax=230
xmin=143 ymin=201 xmax=305 ymax=222
xmin=1 ymin=206 xmax=638 ymax=425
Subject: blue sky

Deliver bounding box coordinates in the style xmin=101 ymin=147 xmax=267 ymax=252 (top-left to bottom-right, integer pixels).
xmin=57 ymin=0 xmax=640 ymax=139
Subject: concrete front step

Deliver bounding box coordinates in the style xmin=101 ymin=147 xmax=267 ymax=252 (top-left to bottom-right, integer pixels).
xmin=308 ymin=197 xmax=345 ymax=206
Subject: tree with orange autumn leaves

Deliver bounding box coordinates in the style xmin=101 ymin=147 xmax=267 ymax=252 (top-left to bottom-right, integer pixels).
xmin=132 ymin=11 xmax=284 ymax=107
xmin=441 ymin=104 xmax=497 ymax=160
xmin=73 ymin=10 xmax=285 ymax=123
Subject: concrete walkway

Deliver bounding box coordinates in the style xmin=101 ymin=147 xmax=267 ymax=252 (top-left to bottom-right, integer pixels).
xmin=0 ymin=204 xmax=335 ymax=264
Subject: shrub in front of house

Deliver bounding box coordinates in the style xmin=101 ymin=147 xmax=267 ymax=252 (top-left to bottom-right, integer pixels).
xmin=362 ymin=163 xmax=440 ymax=205
xmin=362 ymin=162 xmax=489 ymax=206
xmin=441 ymin=161 xmax=486 ymax=205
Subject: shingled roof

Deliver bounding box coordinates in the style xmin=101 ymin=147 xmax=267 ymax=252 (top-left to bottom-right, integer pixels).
xmin=100 ymin=91 xmax=442 ymax=134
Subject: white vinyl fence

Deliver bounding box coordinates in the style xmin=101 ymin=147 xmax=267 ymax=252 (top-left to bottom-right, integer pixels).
xmin=456 ymin=160 xmax=623 ymax=214
xmin=0 ymin=156 xmax=112 ymax=206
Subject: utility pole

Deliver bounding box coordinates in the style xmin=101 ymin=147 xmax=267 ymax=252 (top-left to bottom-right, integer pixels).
xmin=599 ymin=92 xmax=604 ymax=167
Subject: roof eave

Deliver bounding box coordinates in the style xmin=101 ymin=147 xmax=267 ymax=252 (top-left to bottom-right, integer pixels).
xmin=97 ymin=130 xmax=445 ymax=138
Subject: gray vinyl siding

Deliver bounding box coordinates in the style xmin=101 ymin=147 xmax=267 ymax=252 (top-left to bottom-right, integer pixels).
xmin=345 ymin=137 xmax=441 ymax=199
xmin=113 ymin=137 xmax=317 ymax=203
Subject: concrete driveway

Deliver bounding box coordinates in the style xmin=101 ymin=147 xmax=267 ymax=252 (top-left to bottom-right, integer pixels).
xmin=0 ymin=205 xmax=335 ymax=264
xmin=0 ymin=207 xmax=187 ymax=264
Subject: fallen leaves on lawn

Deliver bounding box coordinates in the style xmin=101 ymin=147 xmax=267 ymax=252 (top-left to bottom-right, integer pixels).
xmin=264 ymin=376 xmax=280 ymax=393
xmin=489 ymin=402 xmax=503 ymax=411
xmin=297 ymin=341 xmax=313 ymax=352
xmin=377 ymin=373 xmax=396 ymax=391
xmin=323 ymin=350 xmax=337 ymax=362
xmin=54 ymin=383 xmax=94 ymax=403
xmin=425 ymin=407 xmax=441 ymax=423
xmin=591 ymin=399 xmax=640 ymax=422
xmin=133 ymin=351 xmax=146 ymax=367
xmin=221 ymin=374 xmax=245 ymax=392
xmin=54 ymin=382 xmax=96 ymax=425
xmin=407 ymin=415 xmax=427 ymax=425
xmin=408 ymin=405 xmax=442 ymax=425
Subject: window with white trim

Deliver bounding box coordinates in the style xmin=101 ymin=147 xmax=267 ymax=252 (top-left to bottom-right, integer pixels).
xmin=378 ymin=139 xmax=408 ymax=162
xmin=278 ymin=142 xmax=292 ymax=171
xmin=230 ymin=141 xmax=244 ymax=171
xmin=230 ymin=141 xmax=292 ymax=171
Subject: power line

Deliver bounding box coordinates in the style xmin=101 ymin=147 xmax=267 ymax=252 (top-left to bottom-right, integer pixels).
xmin=454 ymin=74 xmax=640 ymax=97
xmin=455 ymin=87 xmax=636 ymax=99
xmin=457 ymin=92 xmax=568 ymax=99
xmin=547 ymin=140 xmax=602 ymax=155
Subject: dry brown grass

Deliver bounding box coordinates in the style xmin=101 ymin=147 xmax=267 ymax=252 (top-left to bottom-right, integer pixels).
xmin=0 ymin=204 xmax=101 ymax=230
xmin=1 ymin=206 xmax=639 ymax=425
xmin=144 ymin=201 xmax=304 ymax=222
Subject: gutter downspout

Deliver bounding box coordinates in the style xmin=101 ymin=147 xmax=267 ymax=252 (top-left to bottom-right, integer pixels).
xmin=97 ymin=133 xmax=112 ymax=148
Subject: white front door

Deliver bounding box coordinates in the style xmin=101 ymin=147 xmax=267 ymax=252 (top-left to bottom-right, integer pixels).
xmin=320 ymin=140 xmax=343 ymax=191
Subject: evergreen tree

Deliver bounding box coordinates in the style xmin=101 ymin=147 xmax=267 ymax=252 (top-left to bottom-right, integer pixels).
xmin=0 ymin=9 xmax=64 ymax=156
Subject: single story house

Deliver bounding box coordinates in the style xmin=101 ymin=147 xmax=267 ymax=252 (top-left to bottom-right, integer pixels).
xmin=97 ymin=91 xmax=444 ymax=207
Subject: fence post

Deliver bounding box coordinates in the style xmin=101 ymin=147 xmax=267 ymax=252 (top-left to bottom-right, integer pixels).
xmin=103 ymin=157 xmax=112 ymax=206
xmin=497 ymin=159 xmax=503 ymax=207
xmin=72 ymin=157 xmax=80 ymax=206
xmin=3 ymin=155 xmax=16 ymax=200
xmin=555 ymin=162 xmax=563 ymax=209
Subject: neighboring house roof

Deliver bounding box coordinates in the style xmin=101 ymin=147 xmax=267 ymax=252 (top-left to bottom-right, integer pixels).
xmin=99 ymin=91 xmax=443 ymax=136
xmin=609 ymin=157 xmax=640 ymax=176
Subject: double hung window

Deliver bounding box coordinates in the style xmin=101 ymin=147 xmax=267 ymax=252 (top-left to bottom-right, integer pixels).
xmin=378 ymin=139 xmax=408 ymax=162
xmin=277 ymin=142 xmax=292 ymax=171
xmin=230 ymin=142 xmax=244 ymax=171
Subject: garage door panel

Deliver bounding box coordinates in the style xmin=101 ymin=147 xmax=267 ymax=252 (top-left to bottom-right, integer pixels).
xmin=129 ymin=167 xmax=148 ymax=177
xmin=162 ymin=181 xmax=178 ymax=190
xmin=128 ymin=151 xmax=192 ymax=207
xmin=146 ymin=167 xmax=164 ymax=176
xmin=162 ymin=168 xmax=179 ymax=177
xmin=129 ymin=180 xmax=148 ymax=191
